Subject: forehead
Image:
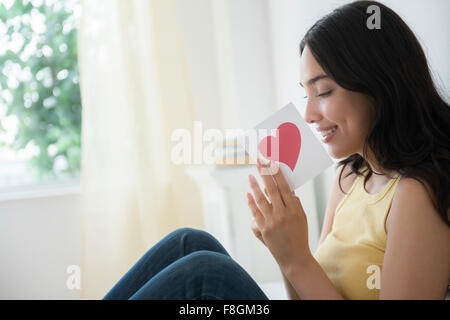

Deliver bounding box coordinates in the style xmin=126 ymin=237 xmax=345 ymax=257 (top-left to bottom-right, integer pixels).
xmin=299 ymin=46 xmax=325 ymax=83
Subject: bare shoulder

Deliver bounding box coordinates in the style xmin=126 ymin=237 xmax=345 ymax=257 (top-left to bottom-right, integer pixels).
xmin=387 ymin=177 xmax=449 ymax=234
xmin=381 ymin=177 xmax=450 ymax=299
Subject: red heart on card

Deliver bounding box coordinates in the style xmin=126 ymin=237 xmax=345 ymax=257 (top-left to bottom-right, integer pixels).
xmin=258 ymin=122 xmax=301 ymax=171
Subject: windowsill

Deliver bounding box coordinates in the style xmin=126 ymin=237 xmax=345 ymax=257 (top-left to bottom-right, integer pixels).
xmin=0 ymin=179 xmax=81 ymax=202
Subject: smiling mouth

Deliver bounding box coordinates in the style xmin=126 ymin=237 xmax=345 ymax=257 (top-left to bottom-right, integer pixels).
xmin=320 ymin=126 xmax=338 ymax=137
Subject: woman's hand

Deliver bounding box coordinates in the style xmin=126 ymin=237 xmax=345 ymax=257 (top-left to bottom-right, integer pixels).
xmin=250 ymin=187 xmax=286 ymax=247
xmin=246 ymin=159 xmax=312 ymax=272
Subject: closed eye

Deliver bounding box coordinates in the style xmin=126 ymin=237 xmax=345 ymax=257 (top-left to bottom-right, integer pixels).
xmin=303 ymin=90 xmax=333 ymax=99
xmin=318 ymin=90 xmax=332 ymax=97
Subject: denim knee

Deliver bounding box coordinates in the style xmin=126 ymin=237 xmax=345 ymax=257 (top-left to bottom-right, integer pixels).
xmin=174 ymin=250 xmax=268 ymax=300
xmin=127 ymin=250 xmax=268 ymax=300
xmin=168 ymin=227 xmax=230 ymax=256
xmin=176 ymin=250 xmax=239 ymax=279
xmin=169 ymin=227 xmax=203 ymax=238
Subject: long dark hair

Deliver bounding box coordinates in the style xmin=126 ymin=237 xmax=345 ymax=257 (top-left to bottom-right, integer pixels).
xmin=299 ymin=0 xmax=450 ymax=226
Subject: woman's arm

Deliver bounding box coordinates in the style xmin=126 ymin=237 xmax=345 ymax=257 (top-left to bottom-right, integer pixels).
xmin=284 ymin=177 xmax=450 ymax=300
xmin=250 ymin=216 xmax=302 ymax=300
xmin=283 ymin=254 xmax=344 ymax=300
xmin=281 ymin=270 xmax=301 ymax=300
xmin=247 ymin=160 xmax=345 ymax=299
xmin=281 ymin=165 xmax=353 ymax=300
xmin=379 ymin=178 xmax=450 ymax=299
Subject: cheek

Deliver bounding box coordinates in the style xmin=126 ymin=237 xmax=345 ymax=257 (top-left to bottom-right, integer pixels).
xmin=319 ymin=92 xmax=374 ymax=140
xmin=321 ymin=97 xmax=346 ymax=125
xmin=346 ymin=96 xmax=375 ymax=134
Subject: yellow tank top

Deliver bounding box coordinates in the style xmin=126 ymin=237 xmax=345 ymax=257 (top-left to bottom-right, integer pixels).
xmin=313 ymin=166 xmax=402 ymax=300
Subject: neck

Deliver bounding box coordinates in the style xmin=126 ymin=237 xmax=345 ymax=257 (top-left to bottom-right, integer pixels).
xmin=360 ymin=151 xmax=398 ymax=179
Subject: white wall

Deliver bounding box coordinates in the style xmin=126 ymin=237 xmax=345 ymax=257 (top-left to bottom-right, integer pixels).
xmin=0 ymin=190 xmax=81 ymax=299
xmin=178 ymin=0 xmax=278 ymax=131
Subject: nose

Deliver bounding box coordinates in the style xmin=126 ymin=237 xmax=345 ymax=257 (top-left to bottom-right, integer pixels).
xmin=304 ymin=99 xmax=322 ymax=125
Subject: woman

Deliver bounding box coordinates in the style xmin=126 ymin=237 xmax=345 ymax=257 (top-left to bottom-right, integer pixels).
xmin=103 ymin=0 xmax=449 ymax=300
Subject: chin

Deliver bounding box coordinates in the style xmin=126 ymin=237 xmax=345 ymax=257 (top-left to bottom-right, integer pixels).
xmin=328 ymin=146 xmax=352 ymax=160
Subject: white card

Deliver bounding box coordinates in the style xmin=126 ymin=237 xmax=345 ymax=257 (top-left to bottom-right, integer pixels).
xmin=238 ymin=102 xmax=334 ymax=190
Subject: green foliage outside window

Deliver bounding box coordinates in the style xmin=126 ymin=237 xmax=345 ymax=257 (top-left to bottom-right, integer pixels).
xmin=0 ymin=0 xmax=81 ymax=179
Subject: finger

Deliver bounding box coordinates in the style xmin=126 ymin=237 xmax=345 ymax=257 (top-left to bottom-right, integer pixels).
xmin=258 ymin=160 xmax=284 ymax=207
xmin=250 ymin=219 xmax=262 ymax=237
xmin=256 ymin=159 xmax=284 ymax=208
xmin=270 ymin=161 xmax=296 ymax=207
xmin=290 ymin=190 xmax=300 ymax=205
xmin=251 ymin=219 xmax=265 ymax=245
xmin=247 ymin=176 xmax=271 ymax=218
xmin=294 ymin=195 xmax=304 ymax=211
xmin=292 ymin=191 xmax=299 ymax=203
xmin=264 ymin=187 xmax=270 ymax=200
xmin=246 ymin=192 xmax=265 ymax=226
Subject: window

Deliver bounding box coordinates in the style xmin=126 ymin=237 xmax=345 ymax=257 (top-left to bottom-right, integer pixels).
xmin=0 ymin=0 xmax=81 ymax=191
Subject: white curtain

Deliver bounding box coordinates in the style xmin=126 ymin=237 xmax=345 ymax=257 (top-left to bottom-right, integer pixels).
xmin=78 ymin=0 xmax=204 ymax=299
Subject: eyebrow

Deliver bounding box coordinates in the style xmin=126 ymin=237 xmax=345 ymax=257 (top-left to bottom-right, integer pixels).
xmin=298 ymin=74 xmax=330 ymax=88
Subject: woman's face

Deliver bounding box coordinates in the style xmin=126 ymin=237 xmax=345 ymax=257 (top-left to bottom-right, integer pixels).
xmin=299 ymin=45 xmax=375 ymax=159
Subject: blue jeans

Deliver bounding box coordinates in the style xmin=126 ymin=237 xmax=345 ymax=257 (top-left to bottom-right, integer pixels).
xmin=103 ymin=227 xmax=270 ymax=300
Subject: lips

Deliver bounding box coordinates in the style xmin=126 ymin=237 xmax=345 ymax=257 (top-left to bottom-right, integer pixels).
xmin=322 ymin=126 xmax=337 ymax=143
xmin=318 ymin=125 xmax=338 ymax=137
